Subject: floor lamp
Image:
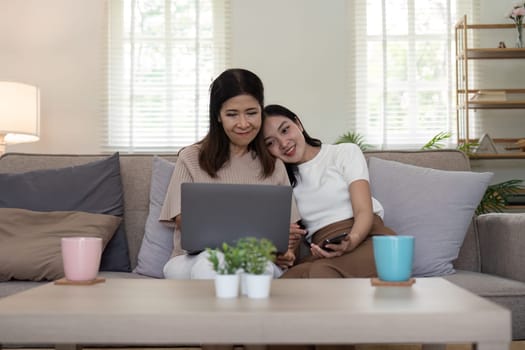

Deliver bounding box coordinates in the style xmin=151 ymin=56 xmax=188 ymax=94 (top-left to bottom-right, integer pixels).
xmin=0 ymin=81 xmax=40 ymax=156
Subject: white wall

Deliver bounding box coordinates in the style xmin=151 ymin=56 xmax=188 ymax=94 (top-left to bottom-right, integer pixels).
xmin=231 ymin=0 xmax=349 ymax=144
xmin=0 ymin=0 xmax=106 ymax=154
xmin=0 ymin=0 xmax=523 ymax=182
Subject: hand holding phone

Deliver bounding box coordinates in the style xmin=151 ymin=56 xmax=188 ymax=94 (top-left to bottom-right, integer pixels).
xmin=321 ymin=232 xmax=348 ymax=252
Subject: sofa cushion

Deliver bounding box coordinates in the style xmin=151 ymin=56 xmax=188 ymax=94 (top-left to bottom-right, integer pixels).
xmin=453 ymin=218 xmax=481 ymax=272
xmin=368 ymin=157 xmax=492 ymax=277
xmin=0 ymin=280 xmax=44 ymax=298
xmin=0 ymin=153 xmax=131 ymax=272
xmin=0 ymin=208 xmax=121 ymax=281
xmin=134 ymin=157 xmax=175 ymax=278
xmin=444 ymin=270 xmax=525 ymax=339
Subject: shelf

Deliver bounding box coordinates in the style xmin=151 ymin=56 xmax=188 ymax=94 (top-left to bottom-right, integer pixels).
xmin=456 ymin=22 xmax=525 ymax=30
xmin=468 ymin=138 xmax=525 ymax=159
xmin=467 ymin=90 xmax=525 ymax=109
xmin=455 ymin=15 xmax=525 ymax=154
xmin=465 ymin=48 xmax=525 ymax=59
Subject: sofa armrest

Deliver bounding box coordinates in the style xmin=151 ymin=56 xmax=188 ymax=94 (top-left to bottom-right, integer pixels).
xmin=476 ymin=213 xmax=525 ymax=283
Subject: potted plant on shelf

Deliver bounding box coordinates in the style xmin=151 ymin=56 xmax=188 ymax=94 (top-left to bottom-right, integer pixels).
xmin=206 ymin=242 xmax=243 ymax=298
xmin=237 ymin=237 xmax=277 ymax=299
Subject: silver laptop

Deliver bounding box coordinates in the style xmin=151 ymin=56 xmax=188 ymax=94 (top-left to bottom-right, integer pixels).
xmin=181 ymin=183 xmax=293 ymax=254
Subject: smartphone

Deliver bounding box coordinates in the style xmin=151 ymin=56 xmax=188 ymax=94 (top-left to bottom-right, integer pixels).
xmin=321 ymin=232 xmax=348 ymax=252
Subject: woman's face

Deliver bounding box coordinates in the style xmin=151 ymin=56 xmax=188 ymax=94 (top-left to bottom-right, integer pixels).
xmin=219 ymin=94 xmax=262 ymax=154
xmin=263 ymin=115 xmax=307 ymax=164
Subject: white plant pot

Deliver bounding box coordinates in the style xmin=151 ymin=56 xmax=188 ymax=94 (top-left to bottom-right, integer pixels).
xmin=240 ymin=272 xmax=248 ymax=296
xmin=245 ymin=273 xmax=272 ymax=299
xmin=214 ymin=274 xmax=239 ymax=298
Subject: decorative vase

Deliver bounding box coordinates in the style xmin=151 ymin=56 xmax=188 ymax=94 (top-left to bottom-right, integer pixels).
xmin=516 ymin=23 xmax=523 ymax=48
xmin=244 ymin=273 xmax=272 ymax=299
xmin=214 ymin=274 xmax=239 ymax=298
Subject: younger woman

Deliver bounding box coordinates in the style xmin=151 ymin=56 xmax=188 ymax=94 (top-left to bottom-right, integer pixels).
xmin=263 ymin=104 xmax=395 ymax=278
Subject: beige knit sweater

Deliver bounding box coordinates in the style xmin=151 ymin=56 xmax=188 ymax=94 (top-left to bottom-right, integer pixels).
xmin=160 ymin=144 xmax=300 ymax=257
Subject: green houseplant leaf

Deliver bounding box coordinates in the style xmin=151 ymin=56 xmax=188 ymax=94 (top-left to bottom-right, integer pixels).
xmin=237 ymin=237 xmax=276 ymax=275
xmin=421 ymin=131 xmax=452 ymax=150
xmin=475 ymin=179 xmax=524 ymax=215
xmin=335 ymin=131 xmax=371 ymax=151
xmin=206 ymin=242 xmax=244 ymax=275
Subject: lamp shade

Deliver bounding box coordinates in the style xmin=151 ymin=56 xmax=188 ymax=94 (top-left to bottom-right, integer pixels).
xmin=0 ymin=81 xmax=40 ymax=146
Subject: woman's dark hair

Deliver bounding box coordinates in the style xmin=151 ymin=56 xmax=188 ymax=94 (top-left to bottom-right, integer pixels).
xmin=198 ymin=68 xmax=275 ymax=178
xmin=264 ymin=104 xmax=322 ymax=186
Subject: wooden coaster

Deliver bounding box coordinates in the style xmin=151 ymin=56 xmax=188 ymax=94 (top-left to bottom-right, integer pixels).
xmin=54 ymin=277 xmax=106 ymax=285
xmin=370 ymin=277 xmax=415 ymax=287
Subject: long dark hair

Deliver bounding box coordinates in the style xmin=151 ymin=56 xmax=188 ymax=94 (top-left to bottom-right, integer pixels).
xmin=264 ymin=104 xmax=322 ymax=186
xmin=198 ymin=68 xmax=275 ymax=178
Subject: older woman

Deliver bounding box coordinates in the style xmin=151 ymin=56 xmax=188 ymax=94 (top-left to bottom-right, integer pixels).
xmin=160 ymin=69 xmax=302 ymax=279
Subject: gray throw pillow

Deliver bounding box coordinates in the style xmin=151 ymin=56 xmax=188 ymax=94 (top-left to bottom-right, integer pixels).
xmin=134 ymin=156 xmax=175 ymax=278
xmin=368 ymin=157 xmax=493 ymax=277
xmin=0 ymin=153 xmax=130 ymax=272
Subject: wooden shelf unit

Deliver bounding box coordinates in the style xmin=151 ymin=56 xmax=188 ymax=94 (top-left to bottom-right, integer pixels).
xmin=455 ymin=15 xmax=525 ymax=159
xmin=465 ymin=48 xmax=525 ymax=59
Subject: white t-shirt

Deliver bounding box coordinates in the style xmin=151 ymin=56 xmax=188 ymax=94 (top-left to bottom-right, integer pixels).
xmin=294 ymin=143 xmax=384 ymax=238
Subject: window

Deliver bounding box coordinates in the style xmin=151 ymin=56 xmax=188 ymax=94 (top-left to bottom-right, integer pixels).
xmin=105 ymin=0 xmax=230 ymax=153
xmin=348 ymin=0 xmax=478 ymax=149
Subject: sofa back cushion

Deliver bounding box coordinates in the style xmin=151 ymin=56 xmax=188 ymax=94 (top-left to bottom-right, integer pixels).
xmin=114 ymin=155 xmax=178 ymax=269
xmin=134 ymin=156 xmax=175 ymax=278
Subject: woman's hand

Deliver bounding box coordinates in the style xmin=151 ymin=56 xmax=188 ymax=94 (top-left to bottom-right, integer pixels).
xmin=310 ymin=235 xmax=351 ymax=258
xmin=276 ymin=223 xmax=307 ymax=269
xmin=288 ymin=222 xmax=307 ymax=250
xmin=276 ymin=249 xmax=296 ymax=269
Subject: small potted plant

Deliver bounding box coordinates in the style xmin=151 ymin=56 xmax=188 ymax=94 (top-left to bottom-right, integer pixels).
xmin=237 ymin=237 xmax=277 ymax=299
xmin=206 ymin=242 xmax=243 ymax=298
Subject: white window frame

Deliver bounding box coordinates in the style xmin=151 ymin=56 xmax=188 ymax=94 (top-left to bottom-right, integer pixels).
xmin=348 ymin=0 xmax=478 ymax=149
xmin=104 ymin=0 xmax=230 ymax=153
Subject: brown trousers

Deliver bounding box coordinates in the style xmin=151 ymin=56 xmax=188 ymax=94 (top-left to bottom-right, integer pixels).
xmin=281 ymin=215 xmax=396 ymax=278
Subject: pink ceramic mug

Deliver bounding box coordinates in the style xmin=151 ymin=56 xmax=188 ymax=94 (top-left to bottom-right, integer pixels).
xmin=61 ymin=237 xmax=102 ymax=281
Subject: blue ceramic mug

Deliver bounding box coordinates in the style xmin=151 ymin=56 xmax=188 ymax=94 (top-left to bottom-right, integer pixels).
xmin=372 ymin=235 xmax=414 ymax=282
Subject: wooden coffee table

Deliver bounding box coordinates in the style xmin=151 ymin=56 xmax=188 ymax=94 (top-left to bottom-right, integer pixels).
xmin=0 ymin=278 xmax=510 ymax=350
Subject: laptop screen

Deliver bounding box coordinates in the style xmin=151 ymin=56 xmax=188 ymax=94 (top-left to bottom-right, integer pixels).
xmin=180 ymin=183 xmax=293 ymax=254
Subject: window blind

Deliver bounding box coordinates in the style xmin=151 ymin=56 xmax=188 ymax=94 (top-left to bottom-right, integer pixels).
xmin=348 ymin=0 xmax=479 ymax=149
xmin=104 ymin=0 xmax=231 ymax=153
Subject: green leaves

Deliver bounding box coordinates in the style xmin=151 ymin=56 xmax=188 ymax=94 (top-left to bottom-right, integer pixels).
xmin=206 ymin=242 xmax=244 ymax=275
xmin=237 ymin=237 xmax=277 ymax=275
xmin=335 ymin=131 xmax=371 ymax=151
xmin=206 ymin=237 xmax=277 ymax=275
xmin=420 ymin=131 xmax=452 ymax=150
xmin=456 ymin=141 xmax=479 ymax=155
xmin=475 ymin=179 xmax=524 ymax=215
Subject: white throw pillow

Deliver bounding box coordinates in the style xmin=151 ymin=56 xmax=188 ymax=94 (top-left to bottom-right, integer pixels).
xmin=368 ymin=157 xmax=493 ymax=277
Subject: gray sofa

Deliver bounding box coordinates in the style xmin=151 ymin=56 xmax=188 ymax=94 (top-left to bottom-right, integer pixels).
xmin=0 ymin=150 xmax=524 ymax=340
